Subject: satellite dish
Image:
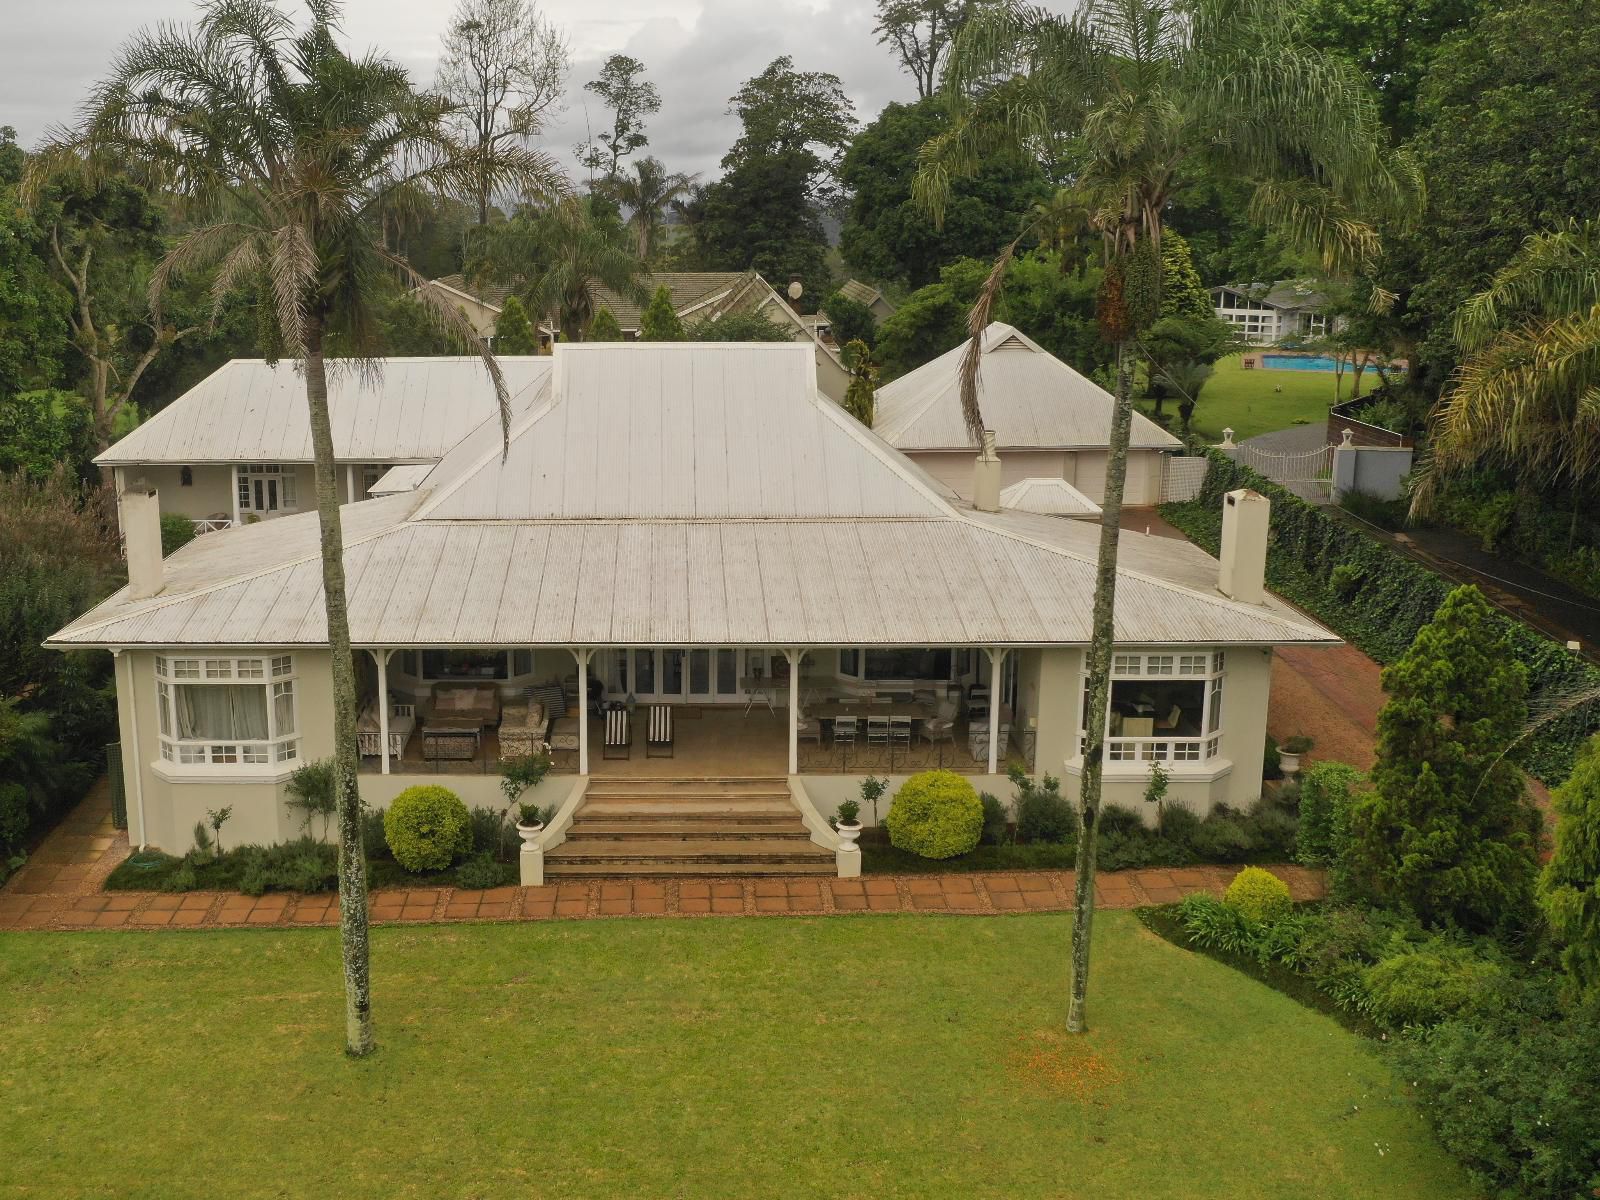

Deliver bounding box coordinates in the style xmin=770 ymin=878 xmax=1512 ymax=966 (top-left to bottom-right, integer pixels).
xmin=787 ymin=278 xmax=803 ymax=301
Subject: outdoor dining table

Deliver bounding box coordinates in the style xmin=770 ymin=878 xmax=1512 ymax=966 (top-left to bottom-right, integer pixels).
xmin=805 ymin=699 xmax=939 ymax=721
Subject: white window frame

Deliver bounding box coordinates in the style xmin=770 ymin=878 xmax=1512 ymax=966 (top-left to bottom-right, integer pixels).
xmin=237 ymin=463 xmax=297 ymax=516
xmin=155 ymin=653 xmax=300 ymax=769
xmin=1081 ymin=649 xmax=1226 ymax=766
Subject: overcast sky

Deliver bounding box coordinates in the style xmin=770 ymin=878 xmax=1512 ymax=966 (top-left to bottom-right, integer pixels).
xmin=1 ymin=0 xmax=951 ymax=180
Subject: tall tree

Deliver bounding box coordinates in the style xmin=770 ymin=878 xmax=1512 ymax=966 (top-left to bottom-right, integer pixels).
xmin=0 ymin=127 xmax=70 ymax=404
xmin=1413 ymin=219 xmax=1600 ymax=515
xmin=469 ymin=196 xmax=645 ymax=339
xmin=723 ymin=56 xmax=855 ymax=206
xmin=494 ymin=295 xmax=540 ymax=353
xmin=46 ymin=0 xmax=565 ymax=1055
xmin=1349 ymin=585 xmax=1541 ymax=929
xmin=577 ymin=54 xmax=660 ymax=182
xmin=638 ymin=285 xmax=686 ymax=341
xmin=839 ymin=339 xmax=879 ymax=425
xmin=436 ymin=0 xmax=570 ymax=225
xmin=839 ymin=97 xmax=1047 ymax=288
xmin=604 ymin=156 xmax=695 ymax=261
xmin=917 ymin=0 xmax=1415 ymax=1033
xmin=873 ymin=0 xmax=993 ymax=98
xmin=1541 ymin=734 xmax=1600 ymax=993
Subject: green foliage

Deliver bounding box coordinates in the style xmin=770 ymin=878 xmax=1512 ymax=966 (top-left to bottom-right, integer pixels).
xmin=1160 ymin=451 xmax=1600 ymax=784
xmin=1359 ymin=947 xmax=1505 ymax=1027
xmin=1157 ymin=231 xmax=1213 ymax=321
xmin=821 ymin=289 xmax=876 ymax=349
xmin=588 ymin=305 xmax=624 ymax=342
xmin=499 ymin=750 xmax=553 ymax=805
xmin=577 ymin=54 xmax=661 ymax=179
xmin=0 ymin=391 xmax=95 ymax=482
xmin=1296 ymin=761 xmax=1364 ymax=869
xmin=638 ymin=285 xmax=686 ymax=341
xmin=454 ymin=852 xmax=513 ymax=890
xmin=284 ymin=757 xmax=336 ymax=838
xmin=686 ymin=311 xmax=792 ymax=342
xmin=839 ymin=339 xmax=877 ymax=425
xmin=978 ymin=792 xmax=1008 ymax=845
xmin=1349 ymin=585 xmax=1541 ymax=929
xmin=1011 ymin=766 xmax=1074 ymax=844
xmin=494 ymin=296 xmax=540 ymax=354
xmin=1540 ymin=735 xmax=1600 ymax=991
xmin=835 ymin=798 xmax=861 ymax=825
xmin=1224 ymin=866 xmax=1293 ymax=923
xmin=158 ymin=513 xmax=196 ymax=557
xmin=383 ymin=785 xmax=473 ymax=872
xmin=0 ymin=128 xmax=71 ymax=402
xmin=838 ymin=97 xmax=1047 ymax=287
xmin=884 ymin=770 xmax=983 ymax=859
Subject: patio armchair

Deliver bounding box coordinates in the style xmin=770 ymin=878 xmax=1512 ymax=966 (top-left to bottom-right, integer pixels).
xmin=603 ymin=706 xmax=632 ymax=759
xmin=498 ymin=702 xmax=549 ymax=760
xmin=646 ymin=705 xmax=674 ymax=757
xmin=356 ymin=698 xmax=415 ymax=760
xmin=796 ymin=711 xmax=823 ymax=745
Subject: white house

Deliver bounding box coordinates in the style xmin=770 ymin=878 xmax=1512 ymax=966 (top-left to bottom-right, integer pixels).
xmin=1210 ymin=280 xmax=1339 ymax=345
xmin=873 ymin=323 xmax=1183 ymax=509
xmin=52 ymin=343 xmax=1335 ymax=876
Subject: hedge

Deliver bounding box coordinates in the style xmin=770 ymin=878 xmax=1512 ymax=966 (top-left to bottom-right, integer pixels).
xmin=1161 ymin=450 xmax=1600 ymax=784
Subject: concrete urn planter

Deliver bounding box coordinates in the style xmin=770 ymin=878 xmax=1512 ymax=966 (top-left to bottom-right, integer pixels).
xmin=835 ymin=821 xmax=862 ymax=848
xmin=1278 ymin=752 xmax=1302 ymax=776
xmin=515 ymin=820 xmax=544 ymax=846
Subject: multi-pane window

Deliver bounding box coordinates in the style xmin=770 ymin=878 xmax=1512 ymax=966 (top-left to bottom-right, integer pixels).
xmin=238 ymin=464 xmax=297 ymax=516
xmin=1081 ymin=650 xmax=1227 ymax=765
xmin=155 ymin=654 xmax=299 ymax=767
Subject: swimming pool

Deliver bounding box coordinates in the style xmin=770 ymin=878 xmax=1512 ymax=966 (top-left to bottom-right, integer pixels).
xmin=1261 ymin=353 xmax=1407 ymax=373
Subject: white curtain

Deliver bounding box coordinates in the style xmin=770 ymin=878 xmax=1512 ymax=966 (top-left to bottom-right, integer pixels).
xmin=176 ymin=684 xmax=269 ymax=741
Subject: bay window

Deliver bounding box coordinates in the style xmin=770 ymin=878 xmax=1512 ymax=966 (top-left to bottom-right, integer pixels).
xmin=155 ymin=654 xmax=299 ymax=767
xmin=1080 ymin=650 xmax=1226 ymax=764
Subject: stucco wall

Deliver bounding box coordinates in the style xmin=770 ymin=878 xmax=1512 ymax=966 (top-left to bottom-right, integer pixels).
xmin=122 ymin=465 xmax=235 ymax=522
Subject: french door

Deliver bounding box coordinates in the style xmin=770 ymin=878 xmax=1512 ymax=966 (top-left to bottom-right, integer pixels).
xmin=238 ymin=464 xmax=296 ymax=518
xmin=620 ymin=647 xmax=748 ymax=703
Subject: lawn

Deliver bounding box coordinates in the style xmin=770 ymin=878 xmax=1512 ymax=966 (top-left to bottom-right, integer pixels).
xmin=0 ymin=913 xmax=1470 ymax=1199
xmin=1144 ymin=353 xmax=1350 ymax=442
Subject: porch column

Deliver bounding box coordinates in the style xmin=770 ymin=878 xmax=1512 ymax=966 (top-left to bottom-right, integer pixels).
xmin=229 ymin=464 xmax=241 ymax=527
xmin=785 ymin=648 xmax=802 ymax=776
xmin=986 ymin=647 xmax=1008 ymax=776
xmin=345 ymin=464 xmax=358 ymax=504
xmin=370 ymin=648 xmax=395 ymax=774
xmin=572 ymin=647 xmax=592 ymax=775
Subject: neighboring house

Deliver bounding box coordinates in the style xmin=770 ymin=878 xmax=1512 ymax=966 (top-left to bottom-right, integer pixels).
xmin=1211 ymin=280 xmax=1339 ymax=345
xmin=96 ymin=356 xmax=550 ymax=535
xmin=836 ymin=278 xmax=897 ymax=324
xmin=424 ymin=270 xmax=852 ymax=402
xmin=53 ymin=342 xmax=1336 ymax=867
xmin=873 ymin=323 xmax=1184 ymax=508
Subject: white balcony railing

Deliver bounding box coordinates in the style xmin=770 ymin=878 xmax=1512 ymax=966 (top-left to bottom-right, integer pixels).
xmin=191 ymin=518 xmax=234 ymax=535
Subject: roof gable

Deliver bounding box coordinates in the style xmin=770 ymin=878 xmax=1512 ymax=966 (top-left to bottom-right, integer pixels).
xmin=873 ymin=323 xmax=1181 ymax=452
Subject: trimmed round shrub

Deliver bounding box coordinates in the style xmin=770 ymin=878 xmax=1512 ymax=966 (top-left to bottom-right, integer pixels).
xmin=884 ymin=771 xmax=983 ymax=859
xmin=1223 ymin=866 xmax=1293 ymax=923
xmin=383 ymin=785 xmax=472 ymax=872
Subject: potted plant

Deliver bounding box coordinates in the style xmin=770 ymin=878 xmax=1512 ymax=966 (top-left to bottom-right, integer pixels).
xmin=1279 ymin=735 xmax=1314 ymax=775
xmin=515 ymin=800 xmax=545 ymax=844
xmin=834 ymin=798 xmax=862 ymax=847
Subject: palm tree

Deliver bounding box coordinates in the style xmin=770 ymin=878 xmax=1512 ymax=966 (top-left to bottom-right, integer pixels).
xmin=469 ymin=196 xmax=647 ymax=339
xmin=39 ymin=0 xmax=565 ymax=1056
xmin=916 ymin=0 xmax=1416 ymax=1034
xmin=605 ymin=156 xmax=696 ymax=261
xmin=1413 ymin=219 xmax=1600 ymax=517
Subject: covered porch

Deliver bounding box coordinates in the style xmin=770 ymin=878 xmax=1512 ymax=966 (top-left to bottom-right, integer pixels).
xmin=353 ymin=644 xmax=1039 ymax=779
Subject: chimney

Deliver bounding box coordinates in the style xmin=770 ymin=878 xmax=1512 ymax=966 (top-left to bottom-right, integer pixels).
xmin=1217 ymin=488 xmax=1269 ymax=604
xmin=122 ymin=486 xmax=164 ymax=600
xmin=973 ymin=429 xmax=1002 ymax=513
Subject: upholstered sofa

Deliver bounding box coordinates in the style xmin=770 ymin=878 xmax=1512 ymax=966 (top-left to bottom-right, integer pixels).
xmin=422 ymin=682 xmax=501 ymax=731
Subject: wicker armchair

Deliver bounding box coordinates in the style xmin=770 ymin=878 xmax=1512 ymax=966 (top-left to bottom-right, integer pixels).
xmin=498 ymin=702 xmax=550 ymax=760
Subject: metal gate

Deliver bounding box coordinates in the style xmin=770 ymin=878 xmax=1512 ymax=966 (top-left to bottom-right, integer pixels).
xmin=1233 ymin=441 xmax=1334 ymax=502
xmin=106 ymin=742 xmax=128 ymax=830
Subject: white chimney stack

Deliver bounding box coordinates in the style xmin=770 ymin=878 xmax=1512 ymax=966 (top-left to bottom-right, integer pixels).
xmin=1217 ymin=488 xmax=1269 ymax=605
xmin=122 ymin=487 xmax=164 ymax=601
xmin=972 ymin=429 xmax=1002 ymax=513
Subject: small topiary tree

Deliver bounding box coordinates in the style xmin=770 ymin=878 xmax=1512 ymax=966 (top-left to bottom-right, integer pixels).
xmin=1349 ymin=585 xmax=1541 ymax=930
xmin=588 ymin=305 xmax=624 ymax=341
xmin=383 ymin=785 xmax=472 ymax=872
xmin=1222 ymin=866 xmax=1292 ymax=924
xmin=1539 ymin=733 xmax=1600 ymax=992
xmin=884 ymin=770 xmax=982 ymax=859
xmin=1296 ymin=761 xmax=1364 ymax=867
xmin=495 ymin=295 xmax=540 ymax=354
xmin=638 ymin=285 xmax=685 ymax=341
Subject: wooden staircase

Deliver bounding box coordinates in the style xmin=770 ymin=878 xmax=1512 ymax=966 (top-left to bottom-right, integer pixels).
xmin=544 ymin=777 xmax=836 ymax=878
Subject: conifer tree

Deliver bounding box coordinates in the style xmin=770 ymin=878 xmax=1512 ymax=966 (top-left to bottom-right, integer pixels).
xmin=1349 ymin=585 xmax=1540 ymax=929
xmin=494 ymin=296 xmax=540 ymax=354
xmin=638 ymin=285 xmax=685 ymax=341
xmin=588 ymin=305 xmax=624 ymax=341
xmin=1540 ymin=735 xmax=1600 ymax=990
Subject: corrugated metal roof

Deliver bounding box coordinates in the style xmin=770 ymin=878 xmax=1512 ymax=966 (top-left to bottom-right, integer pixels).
xmin=368 ymin=463 xmax=435 ymax=495
xmin=874 ymin=323 xmax=1182 ymax=452
xmin=999 ymin=477 xmax=1102 ymax=517
xmin=52 ymin=342 xmax=1337 ymax=651
xmin=96 ymin=357 xmax=551 ymax=466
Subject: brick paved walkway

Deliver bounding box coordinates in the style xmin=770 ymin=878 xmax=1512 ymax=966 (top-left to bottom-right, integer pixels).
xmin=0 ymin=784 xmax=1325 ymax=933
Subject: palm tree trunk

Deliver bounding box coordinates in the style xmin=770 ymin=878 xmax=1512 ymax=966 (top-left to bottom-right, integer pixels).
xmin=1066 ymin=338 xmax=1136 ymax=1034
xmin=303 ymin=315 xmax=376 ymax=1057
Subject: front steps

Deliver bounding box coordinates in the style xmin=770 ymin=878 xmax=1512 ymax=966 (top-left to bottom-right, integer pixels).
xmin=544 ymin=777 xmax=836 ymax=878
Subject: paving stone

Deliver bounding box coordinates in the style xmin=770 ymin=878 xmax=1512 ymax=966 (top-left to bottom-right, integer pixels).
xmin=990 ymin=891 xmax=1026 ymax=911
xmin=680 ymin=882 xmax=711 ymax=899
xmin=755 ymin=896 xmax=789 ymax=913
xmin=832 ymin=894 xmax=867 ymax=911
xmin=554 ymin=900 xmax=587 ymax=917
xmin=711 ymin=882 xmax=744 ymax=899
xmin=477 ymin=902 xmax=514 ymax=919
xmin=634 ymin=897 xmax=667 ymax=915
xmin=169 ymin=909 xmax=208 ymax=927
xmin=130 ymin=909 xmax=175 ymax=926
xmin=679 ymin=897 xmax=711 ymax=914
xmin=862 ymin=879 xmax=898 ymax=896
xmin=984 ymin=874 xmax=1021 ymax=892
xmin=710 ymin=898 xmax=743 ymax=914
xmin=93 ymin=910 xmax=131 ymax=928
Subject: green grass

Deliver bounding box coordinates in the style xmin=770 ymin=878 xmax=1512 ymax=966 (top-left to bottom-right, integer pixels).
xmin=1145 ymin=353 xmax=1349 ymax=442
xmin=0 ymin=913 xmax=1469 ymax=1198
